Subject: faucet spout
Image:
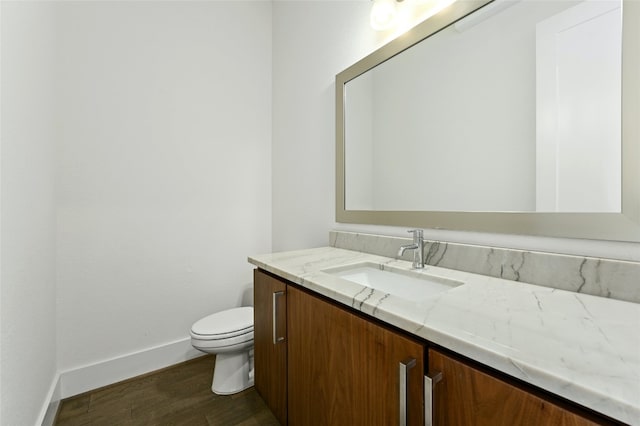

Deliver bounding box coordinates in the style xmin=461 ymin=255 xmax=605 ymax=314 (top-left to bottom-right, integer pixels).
xmin=397 ymin=244 xmax=418 ymax=257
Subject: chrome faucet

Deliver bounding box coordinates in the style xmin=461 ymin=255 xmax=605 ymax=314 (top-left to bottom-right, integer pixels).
xmin=397 ymin=229 xmax=425 ymax=269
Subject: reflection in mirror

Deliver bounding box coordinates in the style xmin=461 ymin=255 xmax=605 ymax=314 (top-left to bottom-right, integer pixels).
xmin=344 ymin=0 xmax=622 ymax=213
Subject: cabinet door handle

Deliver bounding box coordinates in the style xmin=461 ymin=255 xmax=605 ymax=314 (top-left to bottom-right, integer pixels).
xmin=399 ymin=357 xmax=417 ymax=426
xmin=424 ymin=370 xmax=443 ymax=426
xmin=272 ymin=290 xmax=285 ymax=344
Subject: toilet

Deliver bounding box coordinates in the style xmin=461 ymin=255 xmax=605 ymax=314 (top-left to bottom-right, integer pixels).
xmin=190 ymin=306 xmax=254 ymax=395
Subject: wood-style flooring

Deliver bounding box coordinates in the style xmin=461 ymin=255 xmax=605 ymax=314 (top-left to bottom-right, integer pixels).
xmin=55 ymin=355 xmax=280 ymax=426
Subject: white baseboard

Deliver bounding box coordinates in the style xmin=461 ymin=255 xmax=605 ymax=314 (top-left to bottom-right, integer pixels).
xmin=36 ymin=337 xmax=204 ymax=424
xmin=59 ymin=337 xmax=203 ymax=400
xmin=37 ymin=372 xmax=61 ymax=426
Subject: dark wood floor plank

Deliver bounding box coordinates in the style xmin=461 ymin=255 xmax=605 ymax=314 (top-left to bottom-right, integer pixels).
xmin=55 ymin=355 xmax=279 ymax=426
xmin=56 ymin=404 xmax=133 ymax=426
xmin=206 ymin=389 xmax=279 ymax=426
xmin=55 ymin=394 xmax=91 ymax=421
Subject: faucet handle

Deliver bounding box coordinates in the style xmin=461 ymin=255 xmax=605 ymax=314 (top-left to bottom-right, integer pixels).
xmin=407 ymin=229 xmax=423 ymax=238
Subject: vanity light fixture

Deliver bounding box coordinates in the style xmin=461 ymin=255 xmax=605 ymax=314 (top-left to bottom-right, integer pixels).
xmin=370 ymin=0 xmax=402 ymax=31
xmin=370 ymin=0 xmax=458 ymax=32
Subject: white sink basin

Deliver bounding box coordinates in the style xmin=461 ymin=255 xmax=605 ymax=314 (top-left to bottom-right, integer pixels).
xmin=323 ymin=262 xmax=463 ymax=301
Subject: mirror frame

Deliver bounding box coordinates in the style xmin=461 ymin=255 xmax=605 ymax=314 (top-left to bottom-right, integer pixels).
xmin=336 ymin=0 xmax=640 ymax=242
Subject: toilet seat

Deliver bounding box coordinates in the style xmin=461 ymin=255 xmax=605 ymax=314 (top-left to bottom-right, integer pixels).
xmin=190 ymin=307 xmax=254 ymax=345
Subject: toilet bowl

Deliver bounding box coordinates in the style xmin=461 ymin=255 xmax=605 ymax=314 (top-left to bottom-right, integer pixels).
xmin=190 ymin=306 xmax=254 ymax=395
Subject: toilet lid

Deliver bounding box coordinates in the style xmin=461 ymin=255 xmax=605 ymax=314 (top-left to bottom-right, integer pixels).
xmin=191 ymin=306 xmax=253 ymax=339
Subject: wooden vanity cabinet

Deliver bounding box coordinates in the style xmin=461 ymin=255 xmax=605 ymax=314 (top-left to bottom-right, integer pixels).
xmin=428 ymin=348 xmax=605 ymax=426
xmin=253 ymin=269 xmax=287 ymax=425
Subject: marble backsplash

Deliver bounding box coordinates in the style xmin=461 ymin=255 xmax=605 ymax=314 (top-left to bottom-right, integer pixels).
xmin=329 ymin=231 xmax=640 ymax=304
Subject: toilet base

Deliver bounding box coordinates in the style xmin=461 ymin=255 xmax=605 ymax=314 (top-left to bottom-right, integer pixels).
xmin=212 ymin=349 xmax=254 ymax=395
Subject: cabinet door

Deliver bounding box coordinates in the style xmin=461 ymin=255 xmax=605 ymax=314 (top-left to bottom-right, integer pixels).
xmin=254 ymin=269 xmax=287 ymax=425
xmin=428 ymin=348 xmax=600 ymax=426
xmin=288 ymin=285 xmax=425 ymax=426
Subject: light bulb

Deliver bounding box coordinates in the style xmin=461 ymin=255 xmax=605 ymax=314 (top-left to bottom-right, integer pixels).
xmin=370 ymin=0 xmax=398 ymax=31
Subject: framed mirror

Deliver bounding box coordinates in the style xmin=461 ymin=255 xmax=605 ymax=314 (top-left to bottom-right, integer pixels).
xmin=336 ymin=0 xmax=640 ymax=242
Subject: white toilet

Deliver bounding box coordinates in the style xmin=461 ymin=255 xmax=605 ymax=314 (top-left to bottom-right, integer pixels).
xmin=190 ymin=306 xmax=254 ymax=395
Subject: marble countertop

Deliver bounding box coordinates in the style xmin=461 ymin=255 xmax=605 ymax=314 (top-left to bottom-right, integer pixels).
xmin=248 ymin=247 xmax=640 ymax=425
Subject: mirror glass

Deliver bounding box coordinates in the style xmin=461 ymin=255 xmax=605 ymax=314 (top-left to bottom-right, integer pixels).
xmin=344 ymin=0 xmax=622 ymax=213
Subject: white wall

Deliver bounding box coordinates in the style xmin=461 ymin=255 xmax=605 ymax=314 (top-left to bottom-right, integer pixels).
xmin=271 ymin=1 xmax=640 ymax=262
xmin=55 ymin=1 xmax=272 ymax=374
xmin=272 ymin=1 xmax=379 ymax=251
xmin=1 ymin=2 xmax=58 ymax=424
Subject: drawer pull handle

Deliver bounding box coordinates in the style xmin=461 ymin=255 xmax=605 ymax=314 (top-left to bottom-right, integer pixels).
xmin=399 ymin=357 xmax=416 ymax=426
xmin=424 ymin=370 xmax=443 ymax=426
xmin=272 ymin=291 xmax=285 ymax=344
